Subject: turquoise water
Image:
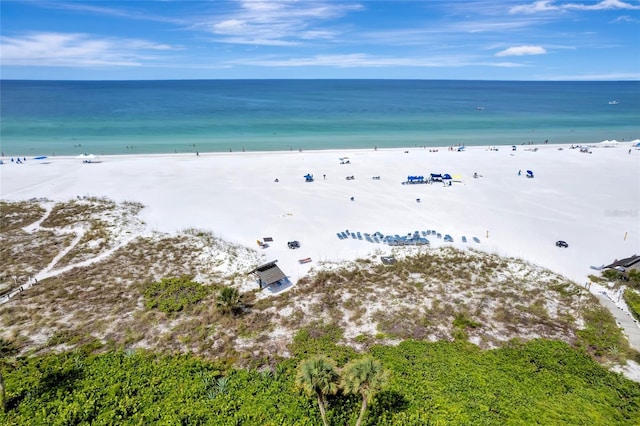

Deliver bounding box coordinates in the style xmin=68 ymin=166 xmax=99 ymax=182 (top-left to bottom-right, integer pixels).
xmin=1 ymin=80 xmax=638 ymax=156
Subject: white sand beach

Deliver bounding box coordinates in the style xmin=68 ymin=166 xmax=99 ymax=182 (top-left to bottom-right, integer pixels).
xmin=1 ymin=142 xmax=639 ymax=291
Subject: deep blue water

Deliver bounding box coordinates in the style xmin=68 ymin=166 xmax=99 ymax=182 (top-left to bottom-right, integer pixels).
xmin=1 ymin=80 xmax=638 ymax=156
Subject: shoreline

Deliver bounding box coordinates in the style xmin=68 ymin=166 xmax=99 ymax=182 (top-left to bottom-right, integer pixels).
xmin=2 ymin=138 xmax=638 ymax=160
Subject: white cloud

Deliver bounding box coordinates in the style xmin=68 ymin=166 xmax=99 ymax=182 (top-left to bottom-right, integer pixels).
xmin=206 ymin=0 xmax=362 ymax=45
xmin=495 ymin=45 xmax=547 ymax=56
xmin=33 ymin=1 xmax=188 ymax=25
xmin=213 ymin=19 xmax=248 ymax=34
xmin=611 ymin=15 xmax=640 ymax=22
xmin=510 ymin=1 xmax=560 ymax=14
xmin=0 ymin=32 xmax=175 ymax=67
xmin=545 ymin=71 xmax=640 ymax=80
xmin=563 ymin=0 xmax=640 ymax=10
xmin=232 ymin=53 xmax=443 ymax=67
xmin=230 ymin=53 xmax=526 ymax=68
xmin=510 ymin=0 xmax=640 ymax=14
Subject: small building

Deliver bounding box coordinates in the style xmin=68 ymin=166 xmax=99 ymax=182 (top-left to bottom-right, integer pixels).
xmin=604 ymin=255 xmax=640 ymax=275
xmin=248 ymin=260 xmax=287 ymax=289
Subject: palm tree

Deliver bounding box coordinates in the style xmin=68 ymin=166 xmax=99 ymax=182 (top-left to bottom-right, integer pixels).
xmin=295 ymin=355 xmax=340 ymax=426
xmin=216 ymin=287 xmax=242 ymax=315
xmin=341 ymin=356 xmax=389 ymax=426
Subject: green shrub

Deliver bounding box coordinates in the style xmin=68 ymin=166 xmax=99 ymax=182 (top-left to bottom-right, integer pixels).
xmin=453 ymin=313 xmax=481 ymax=330
xmin=143 ymin=276 xmax=210 ymax=314
xmin=1 ymin=340 xmax=639 ymax=425
xmin=623 ymin=289 xmax=640 ymax=322
xmin=628 ymin=270 xmax=640 ymax=290
xmin=602 ymin=269 xmax=624 ymax=282
xmin=576 ymin=306 xmax=628 ymax=360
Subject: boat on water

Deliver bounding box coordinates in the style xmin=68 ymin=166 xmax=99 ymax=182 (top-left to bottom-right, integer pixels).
xmin=476 ymin=106 xmax=486 ymax=110
xmin=608 ymin=100 xmax=619 ymax=105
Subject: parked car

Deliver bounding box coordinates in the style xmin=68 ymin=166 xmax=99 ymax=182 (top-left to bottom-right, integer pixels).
xmin=555 ymin=240 xmax=568 ymax=248
xmin=288 ymin=240 xmax=301 ymax=249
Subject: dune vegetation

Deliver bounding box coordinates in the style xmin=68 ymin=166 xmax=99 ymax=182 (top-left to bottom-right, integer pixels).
xmin=1 ymin=199 xmax=639 ymax=424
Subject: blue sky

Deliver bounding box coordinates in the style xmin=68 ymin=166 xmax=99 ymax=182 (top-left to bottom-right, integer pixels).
xmin=1 ymin=0 xmax=639 ymax=80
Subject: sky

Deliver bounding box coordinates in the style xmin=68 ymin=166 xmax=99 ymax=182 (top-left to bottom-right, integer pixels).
xmin=1 ymin=0 xmax=639 ymax=80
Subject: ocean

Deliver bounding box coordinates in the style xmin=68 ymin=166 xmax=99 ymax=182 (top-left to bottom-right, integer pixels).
xmin=1 ymin=80 xmax=638 ymax=156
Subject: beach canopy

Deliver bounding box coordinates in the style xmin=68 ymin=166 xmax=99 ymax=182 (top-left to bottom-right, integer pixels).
xmin=248 ymin=261 xmax=287 ymax=289
xmin=443 ymin=173 xmax=452 ymax=180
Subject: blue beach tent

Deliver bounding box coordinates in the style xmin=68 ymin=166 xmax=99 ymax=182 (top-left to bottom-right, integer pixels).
xmin=304 ymin=174 xmax=314 ymax=182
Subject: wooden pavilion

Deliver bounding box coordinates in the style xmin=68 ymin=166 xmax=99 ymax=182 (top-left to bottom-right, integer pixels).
xmin=248 ymin=260 xmax=287 ymax=289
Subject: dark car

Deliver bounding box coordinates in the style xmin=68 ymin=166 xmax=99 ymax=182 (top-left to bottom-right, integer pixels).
xmin=288 ymin=240 xmax=301 ymax=249
xmin=555 ymin=240 xmax=568 ymax=248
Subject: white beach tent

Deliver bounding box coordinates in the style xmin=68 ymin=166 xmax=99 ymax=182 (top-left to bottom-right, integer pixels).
xmin=77 ymin=153 xmax=98 ymax=163
xmin=598 ymin=140 xmax=619 ymax=148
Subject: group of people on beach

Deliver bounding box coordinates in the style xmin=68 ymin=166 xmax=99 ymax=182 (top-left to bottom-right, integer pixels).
xmin=4 ymin=157 xmax=27 ymax=164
